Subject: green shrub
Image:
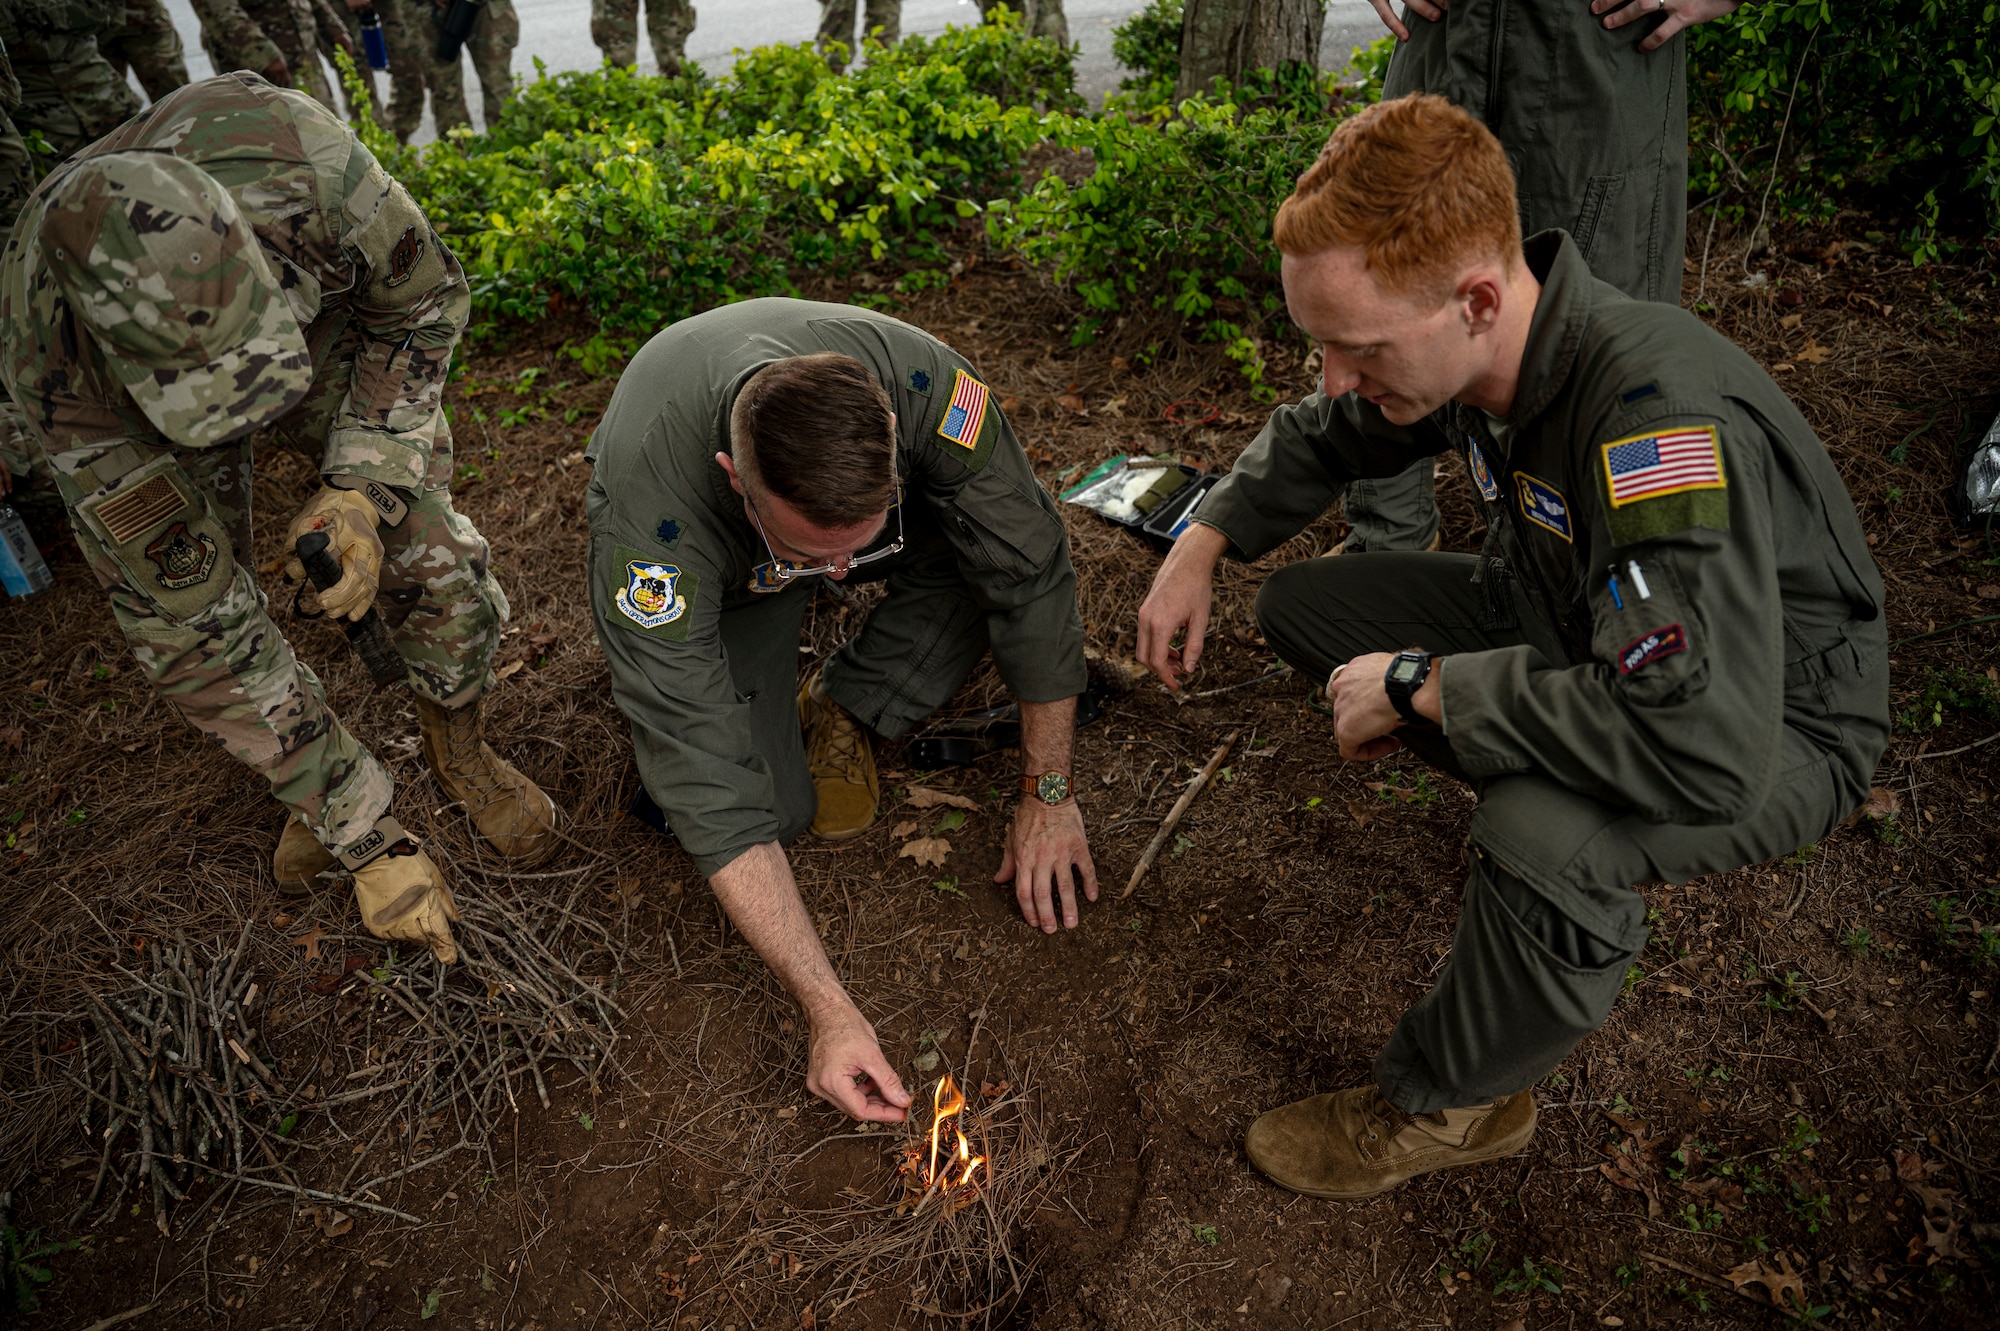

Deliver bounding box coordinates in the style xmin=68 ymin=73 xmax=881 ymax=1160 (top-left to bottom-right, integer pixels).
xmin=1686 ymin=1 xmax=2000 ymax=255
xmin=1110 ymin=0 xmax=1183 ymax=102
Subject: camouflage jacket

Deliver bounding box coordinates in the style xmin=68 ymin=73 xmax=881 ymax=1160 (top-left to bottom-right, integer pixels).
xmin=0 ymin=72 xmax=467 ymax=493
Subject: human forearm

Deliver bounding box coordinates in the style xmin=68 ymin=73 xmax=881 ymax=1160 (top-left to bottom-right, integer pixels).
xmin=708 ymin=842 xmax=853 ymax=1019
xmin=1018 ymin=696 xmax=1075 ymax=779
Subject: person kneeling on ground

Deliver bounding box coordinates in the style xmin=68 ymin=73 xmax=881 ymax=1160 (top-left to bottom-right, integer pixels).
xmin=586 ymin=298 xmax=1098 ymax=1122
xmin=0 ymin=74 xmax=558 ymax=966
xmin=1135 ymin=94 xmax=1887 ymax=1198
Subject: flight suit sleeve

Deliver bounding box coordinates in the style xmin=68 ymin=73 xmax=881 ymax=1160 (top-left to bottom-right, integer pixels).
xmin=322 ymin=146 xmax=469 ymax=494
xmin=1195 ymin=390 xmax=1452 ymax=559
xmin=908 ymin=376 xmax=1087 ymax=703
xmin=587 ymin=485 xmax=783 ymax=878
xmin=1441 ymin=401 xmax=1784 ymax=825
xmin=185 ymin=0 xmax=287 ymax=76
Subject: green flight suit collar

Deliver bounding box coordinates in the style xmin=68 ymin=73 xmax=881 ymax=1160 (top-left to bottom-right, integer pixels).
xmin=1501 ymin=230 xmax=1596 ymax=442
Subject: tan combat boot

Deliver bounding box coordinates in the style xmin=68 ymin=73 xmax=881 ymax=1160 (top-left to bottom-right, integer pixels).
xmin=275 ymin=818 xmax=336 ymax=895
xmin=415 ymin=696 xmax=559 ymax=865
xmin=797 ymin=667 xmax=878 ymax=840
xmin=1244 ymin=1085 xmax=1536 ymax=1199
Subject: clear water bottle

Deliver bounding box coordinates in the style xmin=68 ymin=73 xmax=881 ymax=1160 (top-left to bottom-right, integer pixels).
xmin=0 ymin=503 xmax=52 ymax=598
xmin=358 ymin=6 xmax=391 ymax=70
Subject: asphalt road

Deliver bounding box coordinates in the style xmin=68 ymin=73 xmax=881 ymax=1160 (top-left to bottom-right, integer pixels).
xmin=159 ymin=0 xmax=1389 ymax=139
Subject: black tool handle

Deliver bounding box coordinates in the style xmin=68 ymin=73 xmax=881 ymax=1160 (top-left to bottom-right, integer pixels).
xmin=296 ymin=531 xmax=406 ymax=687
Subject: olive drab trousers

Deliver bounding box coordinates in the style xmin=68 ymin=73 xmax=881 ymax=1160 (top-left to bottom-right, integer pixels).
xmin=1254 ymin=552 xmax=1881 ymax=1112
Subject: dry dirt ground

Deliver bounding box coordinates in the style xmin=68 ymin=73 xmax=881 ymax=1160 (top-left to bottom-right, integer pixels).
xmin=3 ymin=212 xmax=1998 ymax=1331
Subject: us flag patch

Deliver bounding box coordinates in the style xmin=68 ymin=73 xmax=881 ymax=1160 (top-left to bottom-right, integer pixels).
xmin=1601 ymin=425 xmax=1726 ymax=508
xmin=936 ymin=369 xmax=991 ymax=450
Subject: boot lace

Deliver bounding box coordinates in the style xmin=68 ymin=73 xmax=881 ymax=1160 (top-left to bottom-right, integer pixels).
xmin=808 ymin=696 xmax=870 ymax=787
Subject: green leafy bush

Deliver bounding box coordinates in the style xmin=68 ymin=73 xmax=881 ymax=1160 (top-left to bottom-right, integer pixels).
xmin=1110 ymin=0 xmax=1183 ymax=101
xmin=344 ymin=15 xmax=1078 ymax=354
xmin=1686 ymin=1 xmax=2000 ymax=255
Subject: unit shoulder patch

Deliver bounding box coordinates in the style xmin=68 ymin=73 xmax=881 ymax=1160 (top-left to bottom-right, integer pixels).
xmin=1599 ymin=423 xmax=1730 ymax=545
xmin=385 ymin=226 xmax=424 ymax=288
xmin=1515 ymin=471 xmax=1572 ymax=542
xmin=608 ymin=545 xmax=699 ymax=640
xmin=1467 ymin=438 xmax=1499 ymax=502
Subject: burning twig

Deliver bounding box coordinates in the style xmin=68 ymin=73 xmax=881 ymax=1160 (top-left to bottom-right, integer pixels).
xmin=1121 ymin=729 xmax=1241 ymax=898
xmin=899 ymin=1073 xmax=987 ymax=1214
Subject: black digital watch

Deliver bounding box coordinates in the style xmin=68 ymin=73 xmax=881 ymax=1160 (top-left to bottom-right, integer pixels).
xmin=1383 ymin=649 xmax=1436 ymax=727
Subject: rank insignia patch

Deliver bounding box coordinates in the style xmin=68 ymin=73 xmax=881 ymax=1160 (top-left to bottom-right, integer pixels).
xmin=1619 ymin=623 xmax=1688 ymax=675
xmin=1602 ymin=425 xmax=1725 ymax=507
xmin=936 ymin=369 xmax=991 ymax=450
xmin=655 ymin=516 xmax=684 ymax=547
xmin=1467 ymin=439 xmax=1499 ymax=502
xmin=907 ymin=367 xmax=932 ymax=397
xmin=143 ymin=521 xmax=218 ymax=589
xmin=617 ymin=559 xmax=688 ymax=629
xmin=748 ymin=562 xmax=788 ymax=594
xmin=1515 ymin=472 xmax=1572 ymax=542
xmin=385 ymin=225 xmax=424 ymax=288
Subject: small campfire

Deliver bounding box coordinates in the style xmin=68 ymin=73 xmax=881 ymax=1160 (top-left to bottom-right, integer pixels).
xmin=897 ymin=1072 xmax=988 ymax=1213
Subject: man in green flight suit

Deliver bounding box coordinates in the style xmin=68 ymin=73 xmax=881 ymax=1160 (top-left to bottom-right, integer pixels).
xmin=1341 ymin=0 xmax=1745 ymax=556
xmin=588 ymin=298 xmax=1098 ymax=1121
xmin=1136 ymin=96 xmax=1887 ymax=1196
xmin=1 ymin=73 xmax=561 ymax=964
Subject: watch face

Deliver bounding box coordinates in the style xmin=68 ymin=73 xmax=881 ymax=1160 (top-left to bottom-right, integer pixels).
xmin=1389 ymin=657 xmax=1422 ymax=685
xmin=1035 ymin=772 xmax=1070 ymax=804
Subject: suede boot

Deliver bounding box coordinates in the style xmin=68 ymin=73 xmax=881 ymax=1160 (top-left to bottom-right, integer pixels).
xmin=415 ymin=695 xmax=559 ymax=865
xmin=797 ymin=667 xmax=878 ymax=840
xmin=1245 ymin=1085 xmax=1537 ymax=1199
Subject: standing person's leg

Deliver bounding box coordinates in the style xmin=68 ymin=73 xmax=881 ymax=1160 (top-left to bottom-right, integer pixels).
xmin=642 ymin=0 xmax=695 ymax=75
xmin=590 ymin=0 xmax=639 ymax=67
xmin=816 ymin=0 xmax=859 ymax=69
xmin=377 ymin=0 xmax=431 ymax=142
xmin=421 ymin=1 xmax=471 ymax=136
xmin=1026 ymin=0 xmax=1066 ymax=45
xmin=103 ymin=0 xmax=192 ymax=100
xmin=860 ymin=0 xmax=899 ymax=49
xmin=9 ymin=32 xmax=143 ymax=159
xmin=468 ymin=0 xmax=518 ymax=128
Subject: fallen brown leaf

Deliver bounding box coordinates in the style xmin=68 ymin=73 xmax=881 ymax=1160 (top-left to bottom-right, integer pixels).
xmin=1056 ymin=392 xmax=1086 ymax=414
xmin=658 ymin=1271 xmax=685 ymax=1298
xmin=980 ymin=1078 xmax=1012 ymax=1099
xmin=906 ymin=787 xmax=978 ymax=811
xmin=291 ymin=926 xmax=326 ymax=964
xmin=1723 ymin=1252 xmax=1805 ymax=1309
xmin=898 ymin=837 xmax=951 ymax=868
xmin=271 ymin=911 xmax=295 ymax=929
xmin=1977 ymin=584 xmax=2000 ymax=599
xmin=0 ymin=725 xmax=22 ymax=752
xmin=494 ymin=658 xmax=526 ymax=681
xmin=891 ymin=820 xmax=918 ymax=838
xmin=1779 ymin=313 xmax=1804 ymax=329
xmin=1795 ymin=339 xmax=1832 ymax=364
xmin=1846 ymin=785 xmax=1901 ymax=825
xmin=1347 ymin=800 xmax=1377 ymax=829
xmin=800 ymin=1305 xmax=817 ymax=1329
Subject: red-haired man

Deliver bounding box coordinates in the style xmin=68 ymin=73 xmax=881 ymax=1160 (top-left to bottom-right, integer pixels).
xmin=1137 ymin=95 xmax=1886 ymax=1198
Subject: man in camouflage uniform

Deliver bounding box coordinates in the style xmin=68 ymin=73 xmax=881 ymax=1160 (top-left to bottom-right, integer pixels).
xmin=440 ymin=0 xmax=518 ymax=132
xmin=971 ymin=0 xmax=1067 ymax=48
xmin=591 ymin=0 xmax=692 ymax=76
xmin=189 ymin=0 xmax=337 ymax=108
xmin=375 ymin=0 xmax=466 ymax=141
xmin=0 ymin=0 xmax=143 ymax=161
xmin=0 ymin=73 xmax=561 ymax=962
xmin=99 ymin=0 xmax=191 ymax=101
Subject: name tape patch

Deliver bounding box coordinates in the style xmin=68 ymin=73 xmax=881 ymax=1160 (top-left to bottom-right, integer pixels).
xmin=936 ymin=369 xmax=991 ymax=450
xmin=1619 ymin=623 xmax=1688 ymax=675
xmin=1515 ymin=472 xmax=1572 ymax=542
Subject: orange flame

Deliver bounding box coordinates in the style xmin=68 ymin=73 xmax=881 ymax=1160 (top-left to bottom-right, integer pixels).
xmin=905 ymin=1072 xmax=987 ymax=1208
xmin=926 ymin=1072 xmax=967 ymax=1187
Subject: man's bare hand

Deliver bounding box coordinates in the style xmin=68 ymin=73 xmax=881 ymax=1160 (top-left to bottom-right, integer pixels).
xmin=997 ymin=798 xmax=1096 ymax=933
xmin=1591 ymin=0 xmax=1743 ymax=53
xmin=1368 ymin=0 xmax=1446 ymax=42
xmin=1324 ymin=651 xmax=1444 ymax=762
xmin=805 ymin=1004 xmax=911 ymax=1123
xmin=1137 ymin=523 xmax=1230 ymax=690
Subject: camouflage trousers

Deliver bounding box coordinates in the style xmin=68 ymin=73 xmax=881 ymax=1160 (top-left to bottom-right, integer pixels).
xmin=817 ymin=0 xmax=895 ymax=67
xmin=9 ymin=30 xmax=143 ymax=159
xmin=100 ymin=0 xmax=191 ymax=101
xmin=36 ymin=416 xmax=507 ymax=856
xmin=972 ymin=0 xmax=1068 ymax=46
xmin=591 ymin=0 xmax=693 ymax=75
xmin=0 ymin=107 xmax=32 ymax=244
xmin=381 ymin=0 xmax=517 ymax=139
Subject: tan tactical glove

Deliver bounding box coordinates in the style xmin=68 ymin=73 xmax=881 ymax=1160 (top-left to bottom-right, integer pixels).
xmin=340 ymin=817 xmax=461 ymax=964
xmin=284 ymin=486 xmax=384 ymax=622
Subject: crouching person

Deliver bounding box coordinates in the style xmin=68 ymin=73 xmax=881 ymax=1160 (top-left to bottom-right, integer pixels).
xmin=1135 ymin=95 xmax=1887 ymax=1196
xmin=586 ymin=298 xmax=1098 ymax=1121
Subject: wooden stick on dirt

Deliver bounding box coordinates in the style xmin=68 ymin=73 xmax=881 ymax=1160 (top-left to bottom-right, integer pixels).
xmin=1121 ymin=729 xmax=1241 ymax=899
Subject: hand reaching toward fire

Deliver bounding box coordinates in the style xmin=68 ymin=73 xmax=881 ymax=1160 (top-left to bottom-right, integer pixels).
xmin=806 ymin=1004 xmax=912 ymax=1123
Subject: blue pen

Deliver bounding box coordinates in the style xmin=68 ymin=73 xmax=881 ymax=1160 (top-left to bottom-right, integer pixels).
xmin=1608 ymin=572 xmax=1623 ymax=610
